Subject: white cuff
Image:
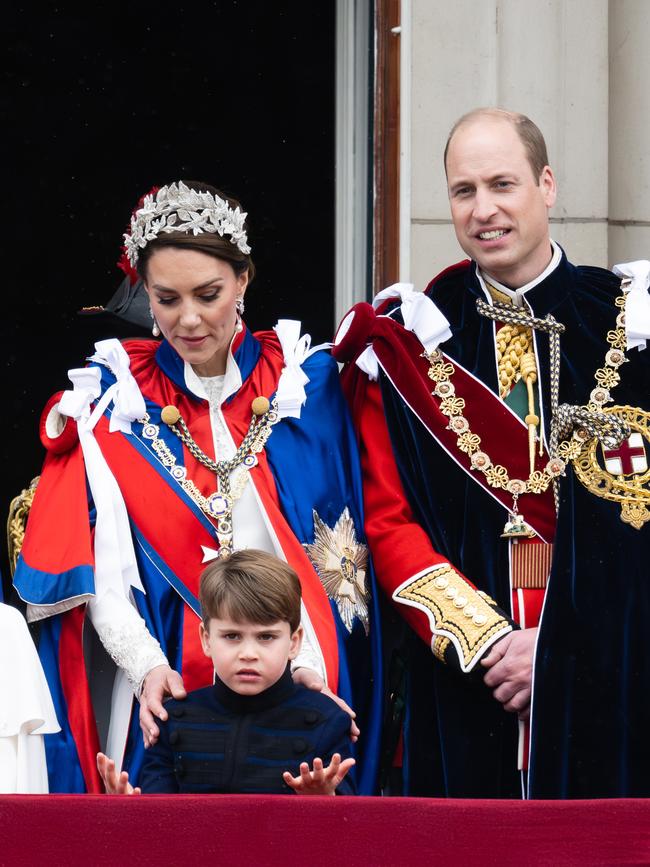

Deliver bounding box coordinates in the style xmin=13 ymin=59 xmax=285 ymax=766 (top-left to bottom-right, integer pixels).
xmin=95 ymin=617 xmax=168 ymax=696
xmin=291 ymin=621 xmax=326 ymax=682
xmin=612 ymin=260 xmax=650 ymax=351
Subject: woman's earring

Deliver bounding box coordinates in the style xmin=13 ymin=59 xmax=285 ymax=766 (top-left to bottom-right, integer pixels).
xmin=149 ymin=304 xmax=161 ymax=337
xmin=236 ymin=296 xmax=245 ymax=316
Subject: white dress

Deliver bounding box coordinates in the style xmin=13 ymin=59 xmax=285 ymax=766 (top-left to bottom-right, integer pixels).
xmin=0 ymin=604 xmax=60 ymax=793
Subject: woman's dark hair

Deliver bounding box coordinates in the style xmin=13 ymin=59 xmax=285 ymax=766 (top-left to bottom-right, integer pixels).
xmin=135 ymin=180 xmax=256 ymax=283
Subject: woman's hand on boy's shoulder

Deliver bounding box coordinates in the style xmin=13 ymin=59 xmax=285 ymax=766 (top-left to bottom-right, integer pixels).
xmin=139 ymin=664 xmax=187 ymax=747
xmin=283 ymin=754 xmax=355 ymax=796
xmin=291 ymin=668 xmax=360 ymax=742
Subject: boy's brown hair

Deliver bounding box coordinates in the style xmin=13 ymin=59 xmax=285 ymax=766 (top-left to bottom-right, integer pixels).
xmin=199 ymin=549 xmax=302 ymax=633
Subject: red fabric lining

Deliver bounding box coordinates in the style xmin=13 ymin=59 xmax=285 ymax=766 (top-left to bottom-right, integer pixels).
xmin=39 ymin=392 xmax=79 ymax=454
xmin=352 ymin=378 xmax=451 ymax=648
xmin=59 ymin=607 xmax=102 ymax=793
xmin=1 ymin=795 xmax=648 ymax=866
xmin=423 ymin=258 xmax=471 ymax=294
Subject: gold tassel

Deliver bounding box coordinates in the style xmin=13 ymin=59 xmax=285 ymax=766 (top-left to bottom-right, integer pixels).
xmin=520 ymin=352 xmax=539 ymax=475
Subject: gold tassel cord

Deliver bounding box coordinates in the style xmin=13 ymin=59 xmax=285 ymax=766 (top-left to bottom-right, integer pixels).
xmin=520 ymin=351 xmax=540 ymax=474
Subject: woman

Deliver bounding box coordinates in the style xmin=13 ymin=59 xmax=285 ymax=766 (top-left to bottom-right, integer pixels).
xmin=14 ymin=181 xmax=382 ymax=794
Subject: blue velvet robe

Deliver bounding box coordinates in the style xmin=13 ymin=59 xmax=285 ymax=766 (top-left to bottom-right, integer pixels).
xmin=374 ymin=252 xmax=649 ymax=797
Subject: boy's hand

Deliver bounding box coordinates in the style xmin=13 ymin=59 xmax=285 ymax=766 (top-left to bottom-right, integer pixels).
xmin=282 ymin=754 xmax=355 ymax=796
xmin=97 ymin=752 xmax=141 ymax=795
xmin=139 ymin=664 xmax=187 ymax=747
xmin=291 ymin=668 xmax=360 ymax=742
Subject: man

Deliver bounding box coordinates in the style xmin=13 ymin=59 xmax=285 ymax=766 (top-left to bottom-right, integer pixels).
xmin=333 ymin=108 xmax=650 ymax=798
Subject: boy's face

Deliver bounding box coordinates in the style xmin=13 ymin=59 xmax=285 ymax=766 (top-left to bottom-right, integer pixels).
xmin=199 ymin=616 xmax=303 ymax=695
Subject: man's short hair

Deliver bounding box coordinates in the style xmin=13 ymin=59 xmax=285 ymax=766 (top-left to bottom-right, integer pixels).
xmin=199 ymin=549 xmax=302 ymax=633
xmin=444 ymin=107 xmax=550 ymax=183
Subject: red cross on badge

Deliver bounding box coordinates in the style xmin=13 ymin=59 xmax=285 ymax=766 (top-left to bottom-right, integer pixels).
xmin=602 ymin=432 xmax=648 ymax=476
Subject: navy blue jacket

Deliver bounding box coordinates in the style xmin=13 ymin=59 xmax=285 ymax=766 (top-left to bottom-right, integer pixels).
xmin=140 ymin=667 xmax=355 ymax=794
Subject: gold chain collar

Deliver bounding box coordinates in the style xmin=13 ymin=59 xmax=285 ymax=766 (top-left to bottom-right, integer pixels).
xmin=423 ymin=285 xmax=633 ymax=537
xmin=139 ymin=397 xmax=280 ymax=557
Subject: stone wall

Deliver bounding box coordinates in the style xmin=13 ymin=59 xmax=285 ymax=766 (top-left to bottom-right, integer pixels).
xmin=407 ymin=0 xmax=650 ymax=288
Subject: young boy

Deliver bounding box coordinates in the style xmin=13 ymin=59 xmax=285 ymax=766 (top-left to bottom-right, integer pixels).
xmin=98 ymin=550 xmax=355 ymax=795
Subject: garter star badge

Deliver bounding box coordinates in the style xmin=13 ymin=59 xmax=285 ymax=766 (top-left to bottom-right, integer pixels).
xmin=572 ymin=406 xmax=650 ymax=529
xmin=304 ymin=508 xmax=370 ymax=634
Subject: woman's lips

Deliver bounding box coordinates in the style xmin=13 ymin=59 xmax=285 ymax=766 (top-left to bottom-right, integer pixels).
xmin=178 ymin=335 xmax=208 ymax=346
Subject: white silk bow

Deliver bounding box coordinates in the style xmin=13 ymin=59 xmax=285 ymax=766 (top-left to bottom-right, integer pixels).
xmin=612 ymin=260 xmax=650 ymax=351
xmin=273 ymin=319 xmax=314 ymax=419
xmin=356 ymin=282 xmax=452 ymax=380
xmin=87 ymin=339 xmax=147 ymax=431
xmin=58 ymin=339 xmax=146 ymax=599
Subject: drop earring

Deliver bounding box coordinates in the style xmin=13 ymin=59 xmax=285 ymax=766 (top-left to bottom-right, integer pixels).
xmin=236 ymin=296 xmax=245 ymax=316
xmin=149 ymin=304 xmax=161 ymax=337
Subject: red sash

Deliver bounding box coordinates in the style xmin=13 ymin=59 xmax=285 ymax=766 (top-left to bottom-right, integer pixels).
xmin=338 ymin=306 xmax=556 ymax=543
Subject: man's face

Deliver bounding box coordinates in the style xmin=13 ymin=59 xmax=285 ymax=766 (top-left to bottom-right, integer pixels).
xmin=446 ymin=118 xmax=557 ymax=287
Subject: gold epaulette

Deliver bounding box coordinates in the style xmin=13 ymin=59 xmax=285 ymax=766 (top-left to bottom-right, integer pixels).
xmin=7 ymin=477 xmax=40 ymax=576
xmin=394 ymin=565 xmax=511 ymax=672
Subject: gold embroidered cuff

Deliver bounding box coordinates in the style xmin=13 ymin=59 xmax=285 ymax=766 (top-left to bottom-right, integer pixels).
xmin=394 ymin=566 xmax=512 ymax=672
xmin=432 ymin=634 xmax=451 ymax=663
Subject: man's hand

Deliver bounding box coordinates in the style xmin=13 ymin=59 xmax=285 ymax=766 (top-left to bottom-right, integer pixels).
xmin=97 ymin=752 xmax=141 ymax=795
xmin=139 ymin=664 xmax=187 ymax=747
xmin=291 ymin=667 xmax=360 ymax=742
xmin=283 ymin=753 xmax=355 ymax=796
xmin=481 ymin=627 xmax=538 ymax=720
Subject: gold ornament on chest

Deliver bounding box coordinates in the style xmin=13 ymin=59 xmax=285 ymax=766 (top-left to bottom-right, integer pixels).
xmin=304 ymin=509 xmax=370 ymax=635
xmin=572 ymin=406 xmax=650 ymax=529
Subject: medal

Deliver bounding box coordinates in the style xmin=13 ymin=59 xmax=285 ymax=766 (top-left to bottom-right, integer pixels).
xmin=572 ymin=406 xmax=650 ymax=529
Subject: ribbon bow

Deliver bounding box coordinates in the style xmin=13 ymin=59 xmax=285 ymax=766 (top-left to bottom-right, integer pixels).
xmin=88 ymin=339 xmax=147 ymax=431
xmin=612 ymin=260 xmax=650 ymax=351
xmin=57 ymin=367 xmax=102 ymax=427
xmin=57 ymin=339 xmax=146 ymax=599
xmin=273 ymin=319 xmax=313 ymax=419
xmin=356 ymin=283 xmax=452 ymax=380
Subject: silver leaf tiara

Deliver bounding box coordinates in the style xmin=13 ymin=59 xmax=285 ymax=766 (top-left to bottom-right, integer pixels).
xmin=123 ymin=181 xmax=251 ymax=267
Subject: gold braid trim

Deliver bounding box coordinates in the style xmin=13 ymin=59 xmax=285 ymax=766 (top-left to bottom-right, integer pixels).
xmin=432 ymin=635 xmax=451 ymax=663
xmin=395 ymin=566 xmax=511 ymax=672
xmin=486 ymin=282 xmax=535 ymax=399
xmin=7 ymin=477 xmax=40 ymax=576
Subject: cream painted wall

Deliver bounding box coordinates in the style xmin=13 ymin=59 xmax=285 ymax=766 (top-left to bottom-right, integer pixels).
xmin=407 ymin=0 xmax=648 ymax=288
xmin=609 ymin=0 xmax=650 ymax=263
